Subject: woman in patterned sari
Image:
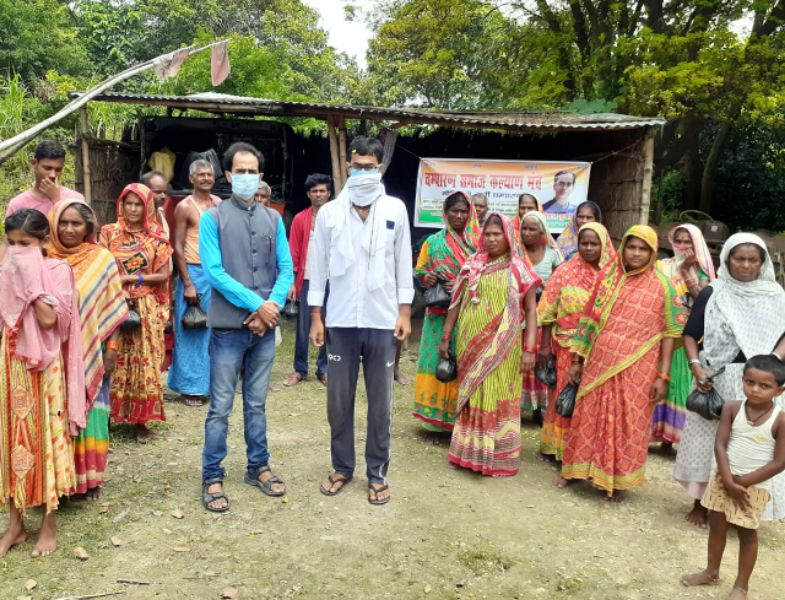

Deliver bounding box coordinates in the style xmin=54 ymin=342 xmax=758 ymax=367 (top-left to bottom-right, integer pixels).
xmin=99 ymin=183 xmax=172 ymax=441
xmin=559 ymin=225 xmax=687 ymax=500
xmin=519 ymin=210 xmax=563 ymax=418
xmin=49 ymin=200 xmax=129 ymax=499
xmin=537 ymin=223 xmax=615 ymax=462
xmin=652 ymin=224 xmax=714 ymax=450
xmin=0 ymin=209 xmax=85 ymax=558
xmin=555 ymin=201 xmax=603 ymax=261
xmin=439 ymin=213 xmax=540 ymax=476
xmin=413 ymin=192 xmax=478 ymax=433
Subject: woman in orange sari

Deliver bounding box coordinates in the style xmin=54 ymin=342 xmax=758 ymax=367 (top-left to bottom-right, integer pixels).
xmin=559 ymin=225 xmax=687 ymax=500
xmin=99 ymin=183 xmax=172 ymax=441
xmin=537 ymin=223 xmax=615 ymax=461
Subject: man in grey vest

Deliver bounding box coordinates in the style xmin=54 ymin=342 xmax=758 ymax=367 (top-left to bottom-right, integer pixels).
xmin=199 ymin=142 xmax=294 ymax=513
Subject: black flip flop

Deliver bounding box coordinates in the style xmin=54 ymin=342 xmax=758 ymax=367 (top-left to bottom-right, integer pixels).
xmin=368 ymin=483 xmax=390 ymax=506
xmin=202 ymin=479 xmax=229 ymax=513
xmin=244 ymin=467 xmax=286 ymax=497
xmin=319 ymin=473 xmax=353 ymax=496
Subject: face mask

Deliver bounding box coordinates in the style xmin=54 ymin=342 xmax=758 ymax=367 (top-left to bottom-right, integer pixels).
xmin=351 ymin=167 xmax=379 ymax=177
xmin=231 ymin=174 xmax=260 ymax=200
xmin=347 ymin=173 xmax=383 ymax=207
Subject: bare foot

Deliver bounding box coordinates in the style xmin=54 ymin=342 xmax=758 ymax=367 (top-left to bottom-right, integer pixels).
xmin=85 ymin=486 xmax=103 ymax=501
xmin=30 ymin=511 xmax=56 ymax=558
xmin=680 ymin=570 xmax=721 ymax=587
xmin=726 ymin=587 xmax=747 ymax=600
xmin=603 ymin=490 xmax=625 ymax=503
xmin=686 ymin=500 xmax=708 ymax=528
xmin=553 ymin=476 xmax=572 ymax=489
xmin=180 ymin=394 xmax=203 ymax=407
xmin=0 ymin=516 xmax=27 ymax=557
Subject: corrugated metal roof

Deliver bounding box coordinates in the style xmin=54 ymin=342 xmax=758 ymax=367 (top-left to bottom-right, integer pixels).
xmin=72 ymin=91 xmax=666 ymax=132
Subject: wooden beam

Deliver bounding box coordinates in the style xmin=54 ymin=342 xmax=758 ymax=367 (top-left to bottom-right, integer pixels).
xmin=327 ymin=116 xmax=342 ymax=194
xmin=80 ymin=107 xmax=92 ymax=204
xmin=638 ymin=128 xmax=656 ymax=225
xmin=337 ymin=113 xmax=348 ymax=192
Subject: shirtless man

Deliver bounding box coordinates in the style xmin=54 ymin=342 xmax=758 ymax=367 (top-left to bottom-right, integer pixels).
xmin=168 ymin=159 xmax=221 ymax=406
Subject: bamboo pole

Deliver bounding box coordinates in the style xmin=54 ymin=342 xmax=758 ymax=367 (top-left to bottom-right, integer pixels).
xmin=0 ymin=40 xmax=228 ymax=164
xmin=327 ymin=116 xmax=342 ymax=194
xmin=638 ymin=128 xmax=656 ymax=225
xmin=79 ymin=108 xmax=92 ymax=204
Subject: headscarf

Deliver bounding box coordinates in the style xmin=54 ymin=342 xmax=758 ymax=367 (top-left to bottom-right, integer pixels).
xmin=520 ymin=210 xmax=564 ymax=259
xmin=577 ymin=222 xmax=616 ymax=268
xmin=557 ymin=201 xmax=602 ymax=260
xmin=667 ymin=223 xmax=716 ymax=281
xmin=0 ymin=245 xmax=87 ymax=434
xmin=114 ymin=183 xmax=168 ymax=244
xmin=49 ymin=199 xmax=129 ymax=406
xmin=703 ymin=233 xmax=785 ymax=367
xmin=451 ymin=212 xmax=541 ymax=415
xmin=325 ymin=172 xmax=388 ymax=292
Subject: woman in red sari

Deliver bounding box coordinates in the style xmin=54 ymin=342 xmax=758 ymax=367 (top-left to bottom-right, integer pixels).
xmin=537 ymin=223 xmax=616 ymax=462
xmin=99 ymin=183 xmax=172 ymax=441
xmin=559 ymin=225 xmax=687 ymax=500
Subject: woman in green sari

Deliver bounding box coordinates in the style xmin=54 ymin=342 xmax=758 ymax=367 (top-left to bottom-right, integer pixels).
xmin=413 ymin=192 xmax=478 ymax=433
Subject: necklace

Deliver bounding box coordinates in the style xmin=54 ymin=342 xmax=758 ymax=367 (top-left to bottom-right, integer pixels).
xmin=745 ymin=403 xmax=774 ymax=427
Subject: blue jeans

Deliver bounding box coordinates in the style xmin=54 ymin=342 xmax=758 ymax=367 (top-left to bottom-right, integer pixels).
xmin=202 ymin=328 xmax=276 ymax=482
xmin=293 ymin=280 xmax=327 ymax=377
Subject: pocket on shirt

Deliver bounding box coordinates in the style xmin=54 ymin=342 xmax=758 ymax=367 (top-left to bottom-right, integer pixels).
xmin=385 ymin=226 xmax=396 ymax=252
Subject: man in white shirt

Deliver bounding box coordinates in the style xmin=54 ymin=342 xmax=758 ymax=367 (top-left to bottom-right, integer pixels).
xmin=309 ymin=137 xmax=414 ymax=506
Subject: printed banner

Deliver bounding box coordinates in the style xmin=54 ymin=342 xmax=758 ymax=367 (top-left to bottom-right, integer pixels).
xmin=414 ymin=158 xmax=592 ymax=233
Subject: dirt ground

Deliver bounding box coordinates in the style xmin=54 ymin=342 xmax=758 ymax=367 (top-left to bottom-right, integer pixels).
xmin=1 ymin=319 xmax=784 ymax=600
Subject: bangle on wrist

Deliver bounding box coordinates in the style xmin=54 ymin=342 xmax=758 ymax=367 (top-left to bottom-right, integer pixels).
xmin=657 ymin=371 xmax=671 ymax=382
xmin=523 ymin=346 xmax=536 ymax=353
xmin=137 ymin=273 xmax=144 ymax=286
xmin=688 ymin=358 xmax=701 ymax=366
xmin=105 ymin=341 xmax=120 ymax=351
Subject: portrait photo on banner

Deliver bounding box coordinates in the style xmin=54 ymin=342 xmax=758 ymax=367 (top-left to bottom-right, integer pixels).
xmin=414 ymin=158 xmax=592 ymax=233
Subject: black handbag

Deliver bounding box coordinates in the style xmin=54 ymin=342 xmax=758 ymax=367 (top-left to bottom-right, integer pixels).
xmin=535 ymin=355 xmax=557 ymax=387
xmin=424 ymin=282 xmax=451 ymax=309
xmin=283 ymin=298 xmax=299 ymax=318
xmin=120 ymin=299 xmax=142 ymax=332
xmin=182 ymin=295 xmax=208 ymax=329
xmin=686 ymin=365 xmax=726 ymax=420
xmin=555 ymin=382 xmax=579 ymax=418
xmin=435 ymin=352 xmax=458 ymax=383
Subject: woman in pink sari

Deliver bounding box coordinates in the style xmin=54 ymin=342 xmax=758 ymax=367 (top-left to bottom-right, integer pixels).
xmin=0 ymin=209 xmax=85 ymax=558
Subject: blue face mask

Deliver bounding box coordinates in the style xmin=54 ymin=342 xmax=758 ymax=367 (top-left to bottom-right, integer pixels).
xmin=351 ymin=167 xmax=379 ymax=177
xmin=231 ymin=173 xmax=260 ymax=200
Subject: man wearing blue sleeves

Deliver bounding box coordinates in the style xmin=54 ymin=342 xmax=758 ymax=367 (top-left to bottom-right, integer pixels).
xmin=198 ymin=142 xmax=294 ymax=513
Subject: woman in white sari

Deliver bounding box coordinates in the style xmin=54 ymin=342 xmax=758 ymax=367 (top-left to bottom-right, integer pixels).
xmin=674 ymin=233 xmax=785 ymax=527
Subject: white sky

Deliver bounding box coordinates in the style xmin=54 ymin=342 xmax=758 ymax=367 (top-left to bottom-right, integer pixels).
xmin=301 ymin=0 xmax=372 ymax=68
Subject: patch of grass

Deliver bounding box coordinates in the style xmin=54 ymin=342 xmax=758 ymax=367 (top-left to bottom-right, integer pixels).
xmin=457 ymin=546 xmax=513 ymax=576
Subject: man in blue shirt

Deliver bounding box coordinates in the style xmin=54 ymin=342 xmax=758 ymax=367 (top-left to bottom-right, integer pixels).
xmin=199 ymin=142 xmax=294 ymax=513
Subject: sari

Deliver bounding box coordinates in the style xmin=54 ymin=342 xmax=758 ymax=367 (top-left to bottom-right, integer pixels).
xmin=447 ymin=213 xmax=541 ymax=476
xmin=560 ymin=225 xmax=687 ymax=495
xmin=537 ymin=223 xmax=615 ymax=459
xmin=413 ymin=194 xmax=479 ymax=431
xmin=0 ymin=246 xmax=85 ymax=513
xmin=99 ymin=183 xmax=172 ymax=425
xmin=49 ymin=200 xmax=129 ymax=493
xmin=511 ymin=193 xmax=543 ymax=243
xmin=651 ymin=224 xmax=714 ymax=445
xmin=555 ymin=201 xmax=603 ymax=261
xmin=519 ymin=210 xmax=562 ymax=412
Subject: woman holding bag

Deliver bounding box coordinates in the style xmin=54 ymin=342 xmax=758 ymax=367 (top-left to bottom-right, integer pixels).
xmin=674 ymin=233 xmax=785 ymax=527
xmin=99 ymin=183 xmax=172 ymax=441
xmin=413 ymin=192 xmax=478 ymax=433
